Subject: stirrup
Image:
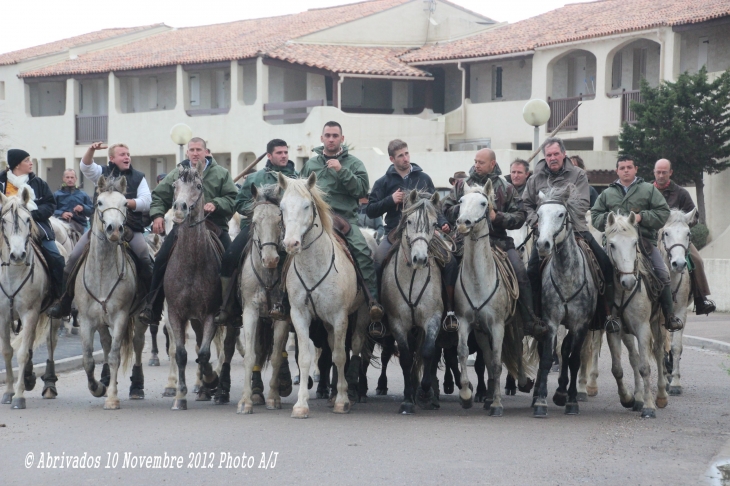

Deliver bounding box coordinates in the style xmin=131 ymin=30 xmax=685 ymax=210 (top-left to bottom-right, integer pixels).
xmin=269 ymin=303 xmax=289 ymax=321
xmin=368 ymin=321 xmax=386 ymax=339
xmin=442 ymin=311 xmax=459 ymax=332
xmin=695 ymin=299 xmax=716 ymax=316
xmin=664 ymin=315 xmax=684 ymax=333
xmin=138 ymin=307 xmax=158 ymax=326
xmin=525 ymin=318 xmax=550 ymax=339
xmin=604 ymin=315 xmax=621 ymax=334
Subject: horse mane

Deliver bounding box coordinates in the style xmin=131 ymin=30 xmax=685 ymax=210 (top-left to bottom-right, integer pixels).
xmin=1 ymin=195 xmax=40 ymax=241
xmin=247 ymin=184 xmax=282 ymax=217
xmin=605 ymin=213 xmax=654 ymax=282
xmin=177 ymin=166 xmax=200 ymax=184
xmin=665 ymin=209 xmax=690 ymax=226
xmin=462 ymin=182 xmax=496 ymax=212
xmin=538 ymin=185 xmax=580 ymax=226
xmin=285 ymin=177 xmax=333 ymax=236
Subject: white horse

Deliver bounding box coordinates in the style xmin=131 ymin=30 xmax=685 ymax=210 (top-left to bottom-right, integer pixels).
xmin=455 ymin=181 xmax=536 ymax=416
xmin=0 ymin=189 xmax=55 ymax=409
xmin=50 ymin=216 xmax=82 ymax=255
xmin=278 ymin=172 xmax=370 ymax=418
xmin=659 ymin=209 xmax=695 ymax=396
xmin=75 ymin=176 xmax=140 ymax=410
xmin=506 ymin=224 xmax=532 ymax=267
xmin=604 ymin=212 xmax=668 ymax=418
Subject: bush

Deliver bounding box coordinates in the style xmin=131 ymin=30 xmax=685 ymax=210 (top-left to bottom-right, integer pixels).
xmin=691 ymin=223 xmax=709 ymax=250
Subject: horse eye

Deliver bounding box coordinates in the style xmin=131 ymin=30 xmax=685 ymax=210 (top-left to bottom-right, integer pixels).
xmin=480 ymin=202 xmax=486 ymax=207
xmin=609 ymin=243 xmax=615 ymax=249
xmin=407 ymin=220 xmax=412 ymax=225
xmin=559 ymin=213 xmax=564 ymax=218
xmin=196 ymin=184 xmax=202 ymax=190
xmin=97 ymin=201 xmax=103 ymax=207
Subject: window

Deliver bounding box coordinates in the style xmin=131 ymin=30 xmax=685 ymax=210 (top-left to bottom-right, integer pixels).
xmin=632 ymin=48 xmax=647 ymax=90
xmin=492 ymin=66 xmax=503 ymax=99
xmin=189 ymin=74 xmax=200 ymax=106
xmin=611 ymin=53 xmax=622 ymax=89
xmin=698 ymin=37 xmax=709 ymax=70
xmin=78 ymin=82 xmax=83 ymax=112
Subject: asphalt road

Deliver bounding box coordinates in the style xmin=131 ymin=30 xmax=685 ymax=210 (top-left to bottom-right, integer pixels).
xmin=1 ymin=330 xmax=729 ymax=485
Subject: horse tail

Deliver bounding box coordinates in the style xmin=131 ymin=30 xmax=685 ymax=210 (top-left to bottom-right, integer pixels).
xmin=12 ymin=314 xmax=52 ymax=351
xmin=500 ymin=320 xmax=522 ymax=379
xmin=119 ymin=317 xmax=136 ymax=374
xmin=257 ymin=319 xmax=275 ymax=368
xmin=521 ymin=337 xmax=540 ymax=379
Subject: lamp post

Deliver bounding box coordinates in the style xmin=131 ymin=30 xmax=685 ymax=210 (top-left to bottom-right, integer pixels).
xmin=170 ymin=123 xmax=193 ymax=164
xmin=522 ymin=99 xmax=551 ymax=167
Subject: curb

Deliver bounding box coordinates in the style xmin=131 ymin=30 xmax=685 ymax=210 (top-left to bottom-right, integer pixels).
xmin=0 ymin=349 xmax=104 ymax=385
xmin=683 ymin=334 xmax=730 ymax=354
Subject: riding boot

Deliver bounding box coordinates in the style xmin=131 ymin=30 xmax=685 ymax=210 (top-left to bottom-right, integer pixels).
xmin=659 ymin=284 xmax=684 ymax=332
xmin=516 ymin=281 xmax=549 ymax=339
xmin=214 ymin=276 xmax=238 ymax=326
xmin=442 ymin=285 xmax=459 ymax=332
xmin=603 ymin=280 xmax=621 ymax=334
xmin=139 ymin=286 xmax=164 ymax=326
xmin=351 ymin=258 xmax=385 ymax=337
xmin=47 ymin=270 xmax=73 ymax=319
xmin=691 ymin=271 xmax=716 ymax=316
xmin=137 ymin=259 xmax=154 ymax=296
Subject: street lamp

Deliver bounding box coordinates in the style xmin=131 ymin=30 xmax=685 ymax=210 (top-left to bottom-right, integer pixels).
xmin=522 ymin=99 xmax=551 ymax=164
xmin=170 ymin=123 xmax=193 ymax=164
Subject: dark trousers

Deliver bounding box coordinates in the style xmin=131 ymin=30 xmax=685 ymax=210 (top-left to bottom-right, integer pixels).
xmin=40 ymin=238 xmax=65 ymax=298
xmin=220 ymin=226 xmax=250 ymax=278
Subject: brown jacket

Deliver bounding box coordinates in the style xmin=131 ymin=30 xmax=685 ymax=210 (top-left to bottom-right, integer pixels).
xmin=522 ymin=158 xmax=591 ymax=233
xmin=657 ymin=181 xmax=698 ymax=227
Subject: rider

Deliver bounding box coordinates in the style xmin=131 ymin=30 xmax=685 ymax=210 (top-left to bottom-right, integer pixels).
xmin=0 ymin=149 xmax=65 ymax=303
xmin=214 ymin=138 xmax=298 ymax=325
xmin=441 ymin=148 xmax=548 ymax=338
xmin=139 ymin=137 xmax=238 ymax=326
xmin=522 ymin=137 xmax=614 ymax=328
xmin=653 ymin=158 xmax=715 ymax=315
xmin=569 ymin=155 xmax=599 ymax=207
xmin=300 ymin=121 xmax=383 ymax=325
xmin=48 ymin=143 xmax=153 ymax=318
xmin=366 ymin=139 xmax=457 ymax=328
xmin=53 ymin=169 xmax=93 ymax=235
xmin=505 ymin=159 xmax=531 ymax=198
xmin=591 ymin=155 xmax=683 ymax=331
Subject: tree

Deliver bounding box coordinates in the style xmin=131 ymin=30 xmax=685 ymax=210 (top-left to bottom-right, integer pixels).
xmin=618 ymin=67 xmax=730 ymax=225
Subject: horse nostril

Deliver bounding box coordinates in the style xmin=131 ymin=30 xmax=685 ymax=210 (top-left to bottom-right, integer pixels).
xmin=21 ymin=251 xmax=26 ymax=260
xmin=182 ymin=202 xmax=188 ymax=211
xmin=107 ymin=224 xmax=113 ymax=233
xmin=119 ymin=225 xmax=124 ymax=233
xmin=465 ymin=219 xmax=472 ymax=225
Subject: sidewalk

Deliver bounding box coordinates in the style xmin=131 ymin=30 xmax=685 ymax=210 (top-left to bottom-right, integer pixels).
xmin=683 ymin=313 xmax=730 ymax=354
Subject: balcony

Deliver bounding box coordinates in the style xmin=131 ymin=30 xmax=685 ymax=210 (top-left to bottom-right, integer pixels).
xmin=263 ymin=99 xmax=324 ymax=124
xmin=547 ymin=95 xmax=594 ymax=132
xmin=621 ymin=90 xmax=642 ymax=125
xmin=76 ymin=115 xmax=108 ymax=144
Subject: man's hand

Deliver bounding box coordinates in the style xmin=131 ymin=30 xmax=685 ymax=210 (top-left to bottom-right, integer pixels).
xmin=326 ymin=158 xmax=342 ymax=172
xmin=152 ymin=217 xmax=165 ymax=235
xmin=73 ymin=205 xmax=83 ymax=214
xmin=90 ymin=141 xmax=107 ymax=152
xmin=392 ymin=188 xmax=404 ymax=205
xmin=634 ymin=213 xmax=642 ymax=223
xmin=126 ymin=199 xmax=137 ymax=210
xmin=489 ymin=209 xmax=497 ymax=221
xmin=61 ymin=212 xmax=73 ymax=221
xmin=441 ymin=223 xmax=451 ymax=234
xmin=204 ymin=202 xmax=216 ymax=214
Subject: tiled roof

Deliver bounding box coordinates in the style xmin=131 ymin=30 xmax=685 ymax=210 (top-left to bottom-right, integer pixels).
xmin=268 ymin=44 xmax=429 ymax=77
xmin=20 ymin=0 xmax=410 ymax=77
xmin=0 ymin=25 xmax=164 ymax=66
xmin=402 ymin=0 xmax=730 ymax=63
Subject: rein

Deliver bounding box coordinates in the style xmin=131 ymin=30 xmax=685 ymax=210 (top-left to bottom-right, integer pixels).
xmin=393 ymin=244 xmax=432 ymax=325
xmin=661 ymin=230 xmax=689 ymax=304
xmin=248 ymin=207 xmax=283 ymax=312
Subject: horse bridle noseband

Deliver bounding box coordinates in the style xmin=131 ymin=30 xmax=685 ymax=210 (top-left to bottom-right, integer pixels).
xmin=661 ymin=230 xmax=690 ymax=303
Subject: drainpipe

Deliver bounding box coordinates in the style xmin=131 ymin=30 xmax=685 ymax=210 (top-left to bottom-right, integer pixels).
xmin=445 ymin=61 xmax=466 ymax=151
xmin=337 ymin=74 xmax=344 ymax=111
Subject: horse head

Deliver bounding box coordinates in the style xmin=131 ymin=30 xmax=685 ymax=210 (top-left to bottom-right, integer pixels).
xmin=0 ymin=187 xmax=37 ymax=264
xmin=536 ymin=185 xmax=576 ymax=258
xmin=250 ymin=183 xmax=283 ymax=269
xmin=95 ymin=175 xmax=128 ymax=243
xmin=400 ymin=189 xmax=439 ymax=269
xmin=660 ymin=208 xmax=696 ymax=274
xmin=172 ymin=161 xmax=205 ymax=224
xmin=278 ymin=172 xmax=332 ymax=255
xmin=605 ymin=211 xmax=640 ymax=290
xmin=456 ymin=179 xmax=493 ymax=236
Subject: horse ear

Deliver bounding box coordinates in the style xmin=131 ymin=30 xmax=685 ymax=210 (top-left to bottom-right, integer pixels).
xmin=250 ymin=184 xmax=259 ymax=200
xmin=628 ymin=212 xmax=637 ymax=225
xmin=409 ymin=189 xmax=418 ymax=204
xmin=306 ymin=171 xmax=317 ymax=189
xmin=686 ymin=207 xmax=697 ymax=224
xmin=97 ymin=175 xmax=107 ymax=193
xmin=483 ymin=179 xmax=493 ymax=197
xmin=196 ymin=159 xmax=205 ymax=176
xmin=118 ymin=176 xmax=127 ymax=194
xmin=430 ymin=191 xmax=440 ymax=205
xmin=277 ymin=172 xmax=288 ymax=190
xmin=0 ymin=192 xmax=7 ymax=209
xmin=21 ymin=187 xmax=31 ymax=206
xmin=607 ymin=212 xmax=616 ymax=227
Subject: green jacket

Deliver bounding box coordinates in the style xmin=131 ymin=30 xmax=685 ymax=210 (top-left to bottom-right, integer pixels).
xmin=150 ymin=157 xmax=237 ymax=232
xmin=300 ymin=146 xmax=369 ymax=221
xmin=591 ymin=177 xmax=670 ymax=245
xmin=235 ymin=160 xmax=298 ymax=229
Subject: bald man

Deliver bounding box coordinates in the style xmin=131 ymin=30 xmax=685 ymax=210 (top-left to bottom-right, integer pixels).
xmin=654 ymin=158 xmax=715 ymax=315
xmin=442 ymin=148 xmax=548 ymax=338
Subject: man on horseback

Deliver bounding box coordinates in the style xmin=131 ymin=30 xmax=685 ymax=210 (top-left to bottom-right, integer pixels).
xmin=214 ymin=138 xmax=298 ymax=325
xmin=1 ymin=149 xmax=65 ymax=304
xmin=522 ymin=137 xmax=614 ymax=329
xmin=300 ymin=121 xmax=383 ymax=325
xmin=53 ymin=169 xmax=93 ymax=235
xmin=48 ymin=142 xmax=154 ymax=318
xmin=442 ymin=148 xmax=548 ymax=338
xmin=506 ymin=159 xmax=530 ymax=197
xmin=591 ymin=155 xmax=683 ymax=331
xmin=653 ymin=158 xmax=715 ymax=316
xmin=139 ymin=137 xmax=237 ymax=326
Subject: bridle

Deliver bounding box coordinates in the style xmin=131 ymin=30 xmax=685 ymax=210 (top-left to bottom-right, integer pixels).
xmin=661 ymin=227 xmax=690 ymax=303
xmin=90 ymin=205 xmax=127 ymax=242
xmin=0 ymin=204 xmax=36 ymax=334
xmin=538 ymin=200 xmax=571 ymax=244
xmin=458 ymin=192 xmax=493 ymax=242
xmin=248 ymin=202 xmax=283 ymax=310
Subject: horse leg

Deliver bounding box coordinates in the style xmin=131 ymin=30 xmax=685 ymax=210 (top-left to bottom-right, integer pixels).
xmin=148 ymin=324 xmax=160 ymax=366
xmin=214 ymin=326 xmax=236 ymax=405
xmin=533 ymin=326 xmax=556 ymax=417
xmin=195 ymin=316 xmax=220 ymax=401
xmin=316 ymin=342 xmax=332 ymax=399
xmin=376 ymin=336 xmax=395 ymax=395
xmin=293 ymin=335 xmax=300 ymax=385
xmin=265 ymin=320 xmax=290 ymax=409
xmin=11 ymin=313 xmax=39 ymax=409
xmin=290 ymin=308 xmax=313 ymax=418
xmin=669 ymin=328 xmax=683 ymax=395
xmin=415 ymin=315 xmax=440 ymax=410
xmin=457 ymin=322 xmax=474 ymax=409
xmin=392 ymin=324 xmax=415 ymax=414
xmin=358 ymin=337 xmax=375 ymax=401
xmin=587 ymin=330 xmax=603 ymax=397
xmin=443 ymin=345 xmax=460 ymax=394
xmin=653 ymin=321 xmax=669 ymax=409
xmin=251 ymin=331 xmax=267 ymax=405
xmin=169 ymin=314 xmax=188 ymax=410
xmin=129 ymin=318 xmax=146 ymax=400
xmin=553 ymin=330 xmax=572 ymax=407
xmin=1 ymin=322 xmax=15 ymax=404
xmin=635 ymin=324 xmax=657 ymax=418
xmin=576 ymin=331 xmax=592 ymax=401
xmin=470 ymin=333 xmax=488 ymax=402
xmin=565 ymin=328 xmax=587 ymax=415
xmin=104 ymin=315 xmax=129 ymax=410
xmin=472 ymin=330 xmax=495 ymax=412
xmin=486 ymin=323 xmax=506 ymax=416
xmin=42 ymin=317 xmax=60 ymax=399
xmin=621 ymin=332 xmax=644 ymax=411
xmin=346 ymin=306 xmax=370 ymax=403
xmin=331 ymin=314 xmax=351 ymax=414
xmin=163 ymin=320 xmax=177 ymax=397
xmin=605 ymin=331 xmax=634 ymax=409
xmin=237 ymin=308 xmax=259 ymax=414
xmin=98 ymin=325 xmax=112 ymax=388
xmin=313 ymin=344 xmax=322 ymax=383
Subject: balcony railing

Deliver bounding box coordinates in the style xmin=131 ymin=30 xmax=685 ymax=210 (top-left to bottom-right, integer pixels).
xmin=76 ymin=115 xmax=108 ymax=145
xmin=621 ymin=90 xmax=642 ymax=125
xmin=186 ymin=107 xmax=230 ymax=117
xmin=547 ymin=95 xmax=595 ymax=132
xmin=263 ymin=99 xmax=324 ymax=123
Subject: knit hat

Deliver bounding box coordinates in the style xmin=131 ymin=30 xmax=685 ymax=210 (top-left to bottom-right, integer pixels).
xmin=7 ymin=149 xmax=30 ymax=171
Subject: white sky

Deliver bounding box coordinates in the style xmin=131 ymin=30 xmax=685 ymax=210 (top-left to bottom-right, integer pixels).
xmin=1 ymin=0 xmax=595 ymax=55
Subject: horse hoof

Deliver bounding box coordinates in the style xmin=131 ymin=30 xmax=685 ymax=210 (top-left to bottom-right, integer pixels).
xmin=620 ymin=397 xmax=635 ymax=409
xmin=656 ymin=396 xmax=668 ymax=409
xmin=90 ymin=383 xmax=107 ymax=398
xmin=489 ymin=406 xmax=503 ymax=417
xmin=196 ymin=390 xmax=212 ymax=402
xmin=505 ymin=387 xmax=516 ymax=396
xmin=192 ymin=385 xmax=200 ymax=394
xmin=70 ymin=327 xmax=79 ymax=335
xmin=1 ymin=392 xmax=14 ymax=404
xmin=668 ymin=386 xmax=682 ymax=396
xmin=104 ymin=398 xmax=121 ymax=410
xmin=586 ymin=386 xmax=598 ymax=397
xmin=534 ymin=405 xmax=548 ymax=417
xmin=252 ymin=393 xmax=265 ymax=405
xmin=237 ymin=403 xmax=253 ymax=414
xmin=459 ymin=390 xmax=473 ymax=409
xmin=163 ymin=387 xmax=177 ymax=397
xmin=293 ymin=375 xmax=300 ymax=385
xmin=475 ymin=392 xmax=487 ymax=403
xmin=11 ymin=397 xmax=26 ymax=409
xmin=171 ymin=399 xmax=187 ymax=410
xmin=553 ymin=391 xmax=567 ymax=407
xmin=148 ymin=356 xmax=160 ymax=367
xmin=279 ymin=381 xmax=293 ymax=398
xmin=376 ymin=388 xmax=388 ymax=396
xmin=416 ymin=388 xmax=436 ymax=410
xmin=565 ymin=403 xmax=580 ymax=415
xmin=42 ymin=385 xmax=58 ymax=399
xmin=576 ymin=392 xmax=587 ymax=402
xmin=266 ymin=399 xmax=281 ymax=410
xmin=531 ymin=396 xmax=538 ymax=408
xmin=641 ymin=408 xmax=656 ymax=419
xmin=551 ymin=363 xmax=560 ymax=373
xmin=291 ymin=406 xmax=309 ymax=419
xmin=313 ymin=373 xmax=320 ymax=382
xmin=333 ymin=401 xmax=350 ymax=414
xmin=129 ymin=389 xmax=145 ymax=400
xmin=24 ymin=373 xmax=37 ymax=391
xmin=214 ymin=392 xmax=230 ymax=405
xmin=398 ymin=402 xmax=415 ymax=415
xmin=518 ymin=378 xmax=535 ymax=394
xmin=443 ymin=381 xmax=455 ymax=395
xmin=632 ymin=401 xmax=644 ymax=412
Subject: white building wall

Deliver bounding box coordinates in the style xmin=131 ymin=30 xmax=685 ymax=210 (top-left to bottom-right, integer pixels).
xmin=679 ymin=24 xmax=730 ymax=74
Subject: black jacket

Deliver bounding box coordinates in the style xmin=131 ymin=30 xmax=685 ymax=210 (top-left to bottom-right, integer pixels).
xmin=366 ymin=163 xmax=447 ymax=235
xmin=0 ymin=170 xmax=56 ymax=240
xmin=100 ymin=162 xmax=148 ymax=232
